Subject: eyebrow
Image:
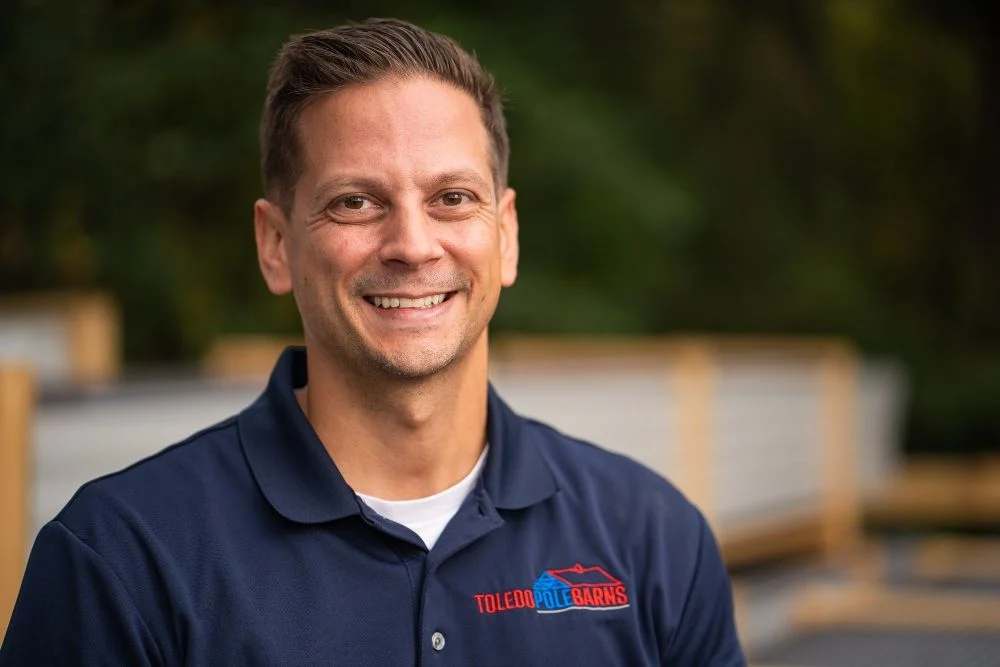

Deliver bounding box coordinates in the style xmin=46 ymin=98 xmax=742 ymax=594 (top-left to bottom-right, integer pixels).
xmin=428 ymin=169 xmax=493 ymax=195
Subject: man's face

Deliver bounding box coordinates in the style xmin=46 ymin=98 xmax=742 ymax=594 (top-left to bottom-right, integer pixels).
xmin=255 ymin=75 xmax=519 ymax=379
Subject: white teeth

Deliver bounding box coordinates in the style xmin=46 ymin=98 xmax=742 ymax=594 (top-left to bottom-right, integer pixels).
xmin=371 ymin=294 xmax=447 ymax=309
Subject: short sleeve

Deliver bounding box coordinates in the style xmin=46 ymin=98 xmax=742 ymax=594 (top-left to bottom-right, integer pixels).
xmin=0 ymin=521 xmax=162 ymax=666
xmin=663 ymin=511 xmax=746 ymax=666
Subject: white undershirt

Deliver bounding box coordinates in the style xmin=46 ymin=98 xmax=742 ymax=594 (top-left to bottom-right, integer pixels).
xmin=356 ymin=445 xmax=489 ymax=550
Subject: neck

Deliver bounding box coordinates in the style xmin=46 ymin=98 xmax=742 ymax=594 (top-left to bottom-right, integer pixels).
xmin=298 ymin=339 xmax=490 ymax=500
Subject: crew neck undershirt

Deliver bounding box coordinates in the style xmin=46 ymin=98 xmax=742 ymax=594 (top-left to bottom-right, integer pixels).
xmin=355 ymin=445 xmax=489 ymax=550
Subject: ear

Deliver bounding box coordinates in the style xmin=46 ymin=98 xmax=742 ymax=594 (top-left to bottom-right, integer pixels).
xmin=497 ymin=187 xmax=519 ymax=287
xmin=254 ymin=198 xmax=293 ymax=295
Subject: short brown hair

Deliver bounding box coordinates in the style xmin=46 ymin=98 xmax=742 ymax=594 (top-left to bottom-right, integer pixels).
xmin=260 ymin=18 xmax=509 ymax=214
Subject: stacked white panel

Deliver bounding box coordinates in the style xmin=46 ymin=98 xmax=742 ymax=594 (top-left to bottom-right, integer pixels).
xmin=489 ymin=361 xmax=680 ymax=484
xmin=712 ymin=359 xmax=823 ymax=531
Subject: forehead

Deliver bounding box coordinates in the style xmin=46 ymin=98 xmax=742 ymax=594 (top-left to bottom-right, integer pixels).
xmin=295 ymin=76 xmax=492 ymax=195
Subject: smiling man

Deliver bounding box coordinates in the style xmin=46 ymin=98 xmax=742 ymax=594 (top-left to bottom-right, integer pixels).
xmin=1 ymin=19 xmax=745 ymax=666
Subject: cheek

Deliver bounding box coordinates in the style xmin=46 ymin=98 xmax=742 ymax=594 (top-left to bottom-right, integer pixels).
xmin=444 ymin=222 xmax=502 ymax=270
xmin=300 ymin=231 xmax=370 ymax=281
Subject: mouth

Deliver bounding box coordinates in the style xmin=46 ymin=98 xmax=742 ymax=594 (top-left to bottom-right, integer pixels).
xmin=363 ymin=292 xmax=455 ymax=310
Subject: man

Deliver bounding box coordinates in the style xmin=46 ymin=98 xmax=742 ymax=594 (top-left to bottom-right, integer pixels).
xmin=1 ymin=19 xmax=745 ymax=666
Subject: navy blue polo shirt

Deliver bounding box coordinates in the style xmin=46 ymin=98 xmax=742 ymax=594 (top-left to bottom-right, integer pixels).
xmin=1 ymin=347 xmax=745 ymax=666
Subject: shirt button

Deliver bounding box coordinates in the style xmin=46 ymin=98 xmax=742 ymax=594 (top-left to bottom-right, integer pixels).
xmin=431 ymin=631 xmax=446 ymax=651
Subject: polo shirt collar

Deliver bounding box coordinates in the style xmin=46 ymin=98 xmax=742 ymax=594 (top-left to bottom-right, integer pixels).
xmin=482 ymin=384 xmax=560 ymax=510
xmin=239 ymin=346 xmax=559 ymax=524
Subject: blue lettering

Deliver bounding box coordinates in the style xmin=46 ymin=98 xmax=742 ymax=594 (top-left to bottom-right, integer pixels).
xmin=558 ymin=588 xmax=573 ymax=608
xmin=541 ymin=590 xmax=556 ymax=609
xmin=534 ymin=587 xmax=573 ymax=610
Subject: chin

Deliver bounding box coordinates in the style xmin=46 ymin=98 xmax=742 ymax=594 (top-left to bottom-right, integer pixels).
xmin=365 ymin=344 xmax=463 ymax=380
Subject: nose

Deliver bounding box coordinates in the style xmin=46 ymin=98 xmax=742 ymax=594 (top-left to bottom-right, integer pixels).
xmin=377 ymin=203 xmax=444 ymax=269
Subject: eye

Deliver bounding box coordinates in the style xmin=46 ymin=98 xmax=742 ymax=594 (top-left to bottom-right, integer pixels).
xmin=332 ymin=194 xmax=377 ymax=212
xmin=325 ymin=194 xmax=382 ymax=222
xmin=440 ymin=192 xmax=469 ymax=206
xmin=342 ymin=195 xmax=367 ymax=210
xmin=429 ymin=190 xmax=477 ymax=221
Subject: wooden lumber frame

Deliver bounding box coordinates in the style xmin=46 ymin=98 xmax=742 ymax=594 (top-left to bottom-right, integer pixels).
xmin=790 ymin=583 xmax=1000 ymax=631
xmin=908 ymin=536 xmax=1000 ymax=582
xmin=491 ymin=335 xmax=862 ymax=567
xmin=0 ymin=291 xmax=120 ymax=386
xmin=866 ymin=456 xmax=1000 ymax=527
xmin=202 ymin=335 xmax=303 ymax=379
xmin=818 ymin=345 xmax=860 ymax=558
xmin=721 ymin=511 xmax=827 ymax=570
xmin=0 ymin=365 xmax=34 ymax=637
xmin=676 ymin=342 xmax=715 ymax=520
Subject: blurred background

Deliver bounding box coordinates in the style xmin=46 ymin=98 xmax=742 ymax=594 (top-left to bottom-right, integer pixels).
xmin=1 ymin=0 xmax=999 ymax=663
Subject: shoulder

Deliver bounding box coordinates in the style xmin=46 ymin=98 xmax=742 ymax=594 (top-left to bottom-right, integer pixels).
xmin=55 ymin=416 xmax=246 ymax=542
xmin=519 ymin=416 xmax=703 ymax=538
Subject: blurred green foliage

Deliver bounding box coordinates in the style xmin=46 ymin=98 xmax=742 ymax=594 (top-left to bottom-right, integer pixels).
xmin=1 ymin=1 xmax=997 ymax=453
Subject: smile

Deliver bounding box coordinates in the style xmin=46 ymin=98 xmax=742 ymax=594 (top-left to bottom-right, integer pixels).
xmin=365 ymin=293 xmax=452 ymax=309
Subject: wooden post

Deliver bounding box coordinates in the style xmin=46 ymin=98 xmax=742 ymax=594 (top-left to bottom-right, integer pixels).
xmin=0 ymin=365 xmax=34 ymax=637
xmin=818 ymin=344 xmax=860 ymax=559
xmin=730 ymin=581 xmax=751 ymax=651
xmin=68 ymin=292 xmax=120 ymax=386
xmin=0 ymin=291 xmax=121 ymax=388
xmin=675 ymin=342 xmax=716 ymax=523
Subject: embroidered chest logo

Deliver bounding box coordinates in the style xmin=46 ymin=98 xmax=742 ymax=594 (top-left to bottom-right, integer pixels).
xmin=474 ymin=563 xmax=630 ymax=615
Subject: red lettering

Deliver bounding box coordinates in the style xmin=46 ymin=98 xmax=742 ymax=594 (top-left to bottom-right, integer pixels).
xmin=570 ymin=587 xmax=584 ymax=606
xmin=476 ymin=589 xmax=546 ymax=614
xmin=582 ymin=587 xmax=596 ymax=606
xmin=613 ymin=585 xmax=628 ymax=606
xmin=592 ymin=587 xmax=606 ymax=606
